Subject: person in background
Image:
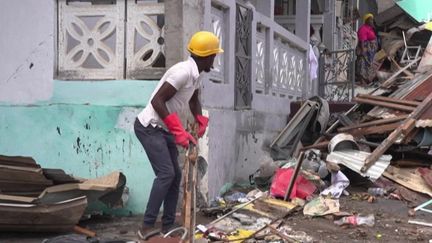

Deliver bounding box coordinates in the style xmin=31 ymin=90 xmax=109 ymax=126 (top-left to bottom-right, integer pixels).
xmin=309 ymin=25 xmax=319 ymax=81
xmin=356 ymin=13 xmax=378 ymax=86
xmin=134 ymin=31 xmax=223 ymax=239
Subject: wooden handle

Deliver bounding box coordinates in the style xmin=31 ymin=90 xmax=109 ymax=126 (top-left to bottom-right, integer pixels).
xmin=74 ymin=225 xmax=96 ymax=237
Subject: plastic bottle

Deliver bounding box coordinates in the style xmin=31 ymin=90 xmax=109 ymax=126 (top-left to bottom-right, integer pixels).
xmin=334 ymin=214 xmax=375 ymax=227
xmin=368 ymin=187 xmax=386 ymax=196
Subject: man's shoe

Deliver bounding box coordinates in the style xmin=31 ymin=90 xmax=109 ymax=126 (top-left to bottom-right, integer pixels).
xmin=137 ymin=225 xmax=161 ymax=240
xmin=161 ymin=222 xmax=183 ymax=234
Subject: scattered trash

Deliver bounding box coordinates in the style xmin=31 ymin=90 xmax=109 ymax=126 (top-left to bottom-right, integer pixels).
xmin=270 ymin=168 xmax=316 ymax=200
xmin=224 ymin=192 xmax=247 ymax=203
xmin=302 ymin=149 xmax=329 ymax=178
xmin=303 ymin=196 xmax=340 ymax=216
xmin=334 ymin=214 xmax=375 ymax=227
xmin=368 ymin=187 xmax=387 ymax=196
xmin=320 ymin=171 xmax=350 ymax=198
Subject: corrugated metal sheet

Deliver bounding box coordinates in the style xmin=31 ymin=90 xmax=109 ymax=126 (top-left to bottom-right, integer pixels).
xmin=326 ymin=150 xmax=392 ymax=182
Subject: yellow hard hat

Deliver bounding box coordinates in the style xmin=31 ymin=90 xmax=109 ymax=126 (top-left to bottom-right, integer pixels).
xmin=187 ymin=31 xmax=224 ymax=57
xmin=363 ymin=13 xmax=374 ymax=23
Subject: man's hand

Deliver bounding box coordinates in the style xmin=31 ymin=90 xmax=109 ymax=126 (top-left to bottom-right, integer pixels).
xmin=195 ymin=115 xmax=209 ymax=138
xmin=163 ymin=113 xmax=197 ymax=148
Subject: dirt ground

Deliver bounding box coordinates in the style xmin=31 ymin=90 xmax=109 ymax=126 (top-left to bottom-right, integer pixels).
xmin=286 ymin=196 xmax=432 ymax=243
xmin=1 ymin=194 xmax=432 ymax=243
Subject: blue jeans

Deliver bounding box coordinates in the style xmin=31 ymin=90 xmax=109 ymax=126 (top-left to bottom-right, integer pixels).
xmin=134 ymin=119 xmax=181 ymax=228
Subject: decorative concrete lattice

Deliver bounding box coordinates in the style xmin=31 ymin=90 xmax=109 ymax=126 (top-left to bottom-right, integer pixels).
xmin=126 ymin=1 xmax=165 ymax=79
xmin=58 ymin=0 xmax=125 ymax=80
xmin=58 ymin=0 xmax=165 ymax=80
xmin=272 ymin=37 xmax=305 ymax=98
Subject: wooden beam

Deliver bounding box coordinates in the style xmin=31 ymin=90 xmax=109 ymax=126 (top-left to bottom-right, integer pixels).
xmin=301 ymin=141 xmax=329 ymax=151
xmin=390 ymin=57 xmax=414 ymax=79
xmin=354 ymin=97 xmax=415 ymax=112
xmin=381 ymin=57 xmax=421 ymax=88
xmin=361 ymin=91 xmax=432 ymax=172
xmin=348 ymin=122 xmax=401 ymax=136
xmin=284 ymin=152 xmax=305 ymax=201
xmin=357 ymin=94 xmax=420 ymax=107
xmin=338 ymin=115 xmax=409 ymax=132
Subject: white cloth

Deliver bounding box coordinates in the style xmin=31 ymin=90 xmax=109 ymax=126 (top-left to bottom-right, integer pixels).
xmin=309 ymin=44 xmax=318 ymax=80
xmin=137 ymin=57 xmax=201 ymax=127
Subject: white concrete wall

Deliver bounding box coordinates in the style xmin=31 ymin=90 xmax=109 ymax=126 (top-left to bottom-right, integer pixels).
xmin=0 ymin=0 xmax=55 ymax=104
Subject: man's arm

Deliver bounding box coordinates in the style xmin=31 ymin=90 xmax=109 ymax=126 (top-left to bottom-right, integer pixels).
xmin=189 ymin=89 xmax=209 ymax=138
xmin=189 ymin=89 xmax=202 ymax=116
xmin=151 ymin=82 xmax=197 ymax=147
xmin=151 ymin=82 xmax=177 ymax=119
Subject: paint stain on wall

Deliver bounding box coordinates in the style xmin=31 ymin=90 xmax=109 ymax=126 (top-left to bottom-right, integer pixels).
xmin=76 ymin=137 xmax=81 ymax=154
xmin=56 ymin=126 xmax=61 ymax=135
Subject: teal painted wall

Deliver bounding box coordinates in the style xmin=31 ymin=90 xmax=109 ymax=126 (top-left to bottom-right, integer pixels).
xmin=0 ymin=80 xmax=158 ymax=215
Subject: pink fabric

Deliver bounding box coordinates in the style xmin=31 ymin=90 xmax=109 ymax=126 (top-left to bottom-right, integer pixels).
xmin=357 ymin=24 xmax=376 ymax=42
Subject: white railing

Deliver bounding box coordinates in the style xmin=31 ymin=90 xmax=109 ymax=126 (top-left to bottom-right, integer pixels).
xmin=254 ymin=12 xmax=309 ymax=100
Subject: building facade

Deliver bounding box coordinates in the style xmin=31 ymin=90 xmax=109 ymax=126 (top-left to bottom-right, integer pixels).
xmin=0 ymin=0 xmax=313 ymax=214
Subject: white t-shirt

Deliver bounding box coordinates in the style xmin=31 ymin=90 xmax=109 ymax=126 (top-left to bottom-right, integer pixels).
xmin=137 ymin=57 xmax=201 ymax=127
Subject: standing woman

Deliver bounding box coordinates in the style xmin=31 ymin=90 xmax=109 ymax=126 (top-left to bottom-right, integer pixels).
xmin=356 ymin=13 xmax=377 ymax=86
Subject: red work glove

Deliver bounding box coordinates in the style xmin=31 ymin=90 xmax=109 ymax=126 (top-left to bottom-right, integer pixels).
xmin=163 ymin=113 xmax=197 ymax=148
xmin=195 ymin=115 xmax=209 ymax=138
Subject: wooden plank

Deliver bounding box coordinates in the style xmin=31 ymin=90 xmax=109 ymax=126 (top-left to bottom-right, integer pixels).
xmin=181 ymin=158 xmax=191 ymax=236
xmin=0 ymin=167 xmax=51 ymax=184
xmin=43 ymin=169 xmax=80 ymax=185
xmin=357 ymin=94 xmax=420 ymax=107
xmin=301 ymin=141 xmax=329 ymax=151
xmin=381 ymin=57 xmax=421 ymax=88
xmin=362 ymin=91 xmax=432 ymax=172
xmin=390 ymin=57 xmax=414 ymax=79
xmin=284 ymin=152 xmax=305 ymax=201
xmin=383 ymin=166 xmax=432 ymax=197
xmin=0 ymin=196 xmax=87 ymax=232
xmin=354 ymin=97 xmax=415 ymax=112
xmin=74 ymin=225 xmax=96 ymax=237
xmin=0 ymin=155 xmax=40 ymax=168
xmin=338 ymin=115 xmax=409 ymax=132
xmin=348 ymin=122 xmax=400 ymax=136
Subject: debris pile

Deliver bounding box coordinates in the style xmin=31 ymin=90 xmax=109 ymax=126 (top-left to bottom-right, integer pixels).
xmin=0 ymin=155 xmax=126 ymax=232
xmin=195 ymin=13 xmax=432 ymax=242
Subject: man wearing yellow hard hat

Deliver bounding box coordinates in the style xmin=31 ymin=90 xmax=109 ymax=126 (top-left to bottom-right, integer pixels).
xmin=134 ymin=31 xmax=223 ymax=239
